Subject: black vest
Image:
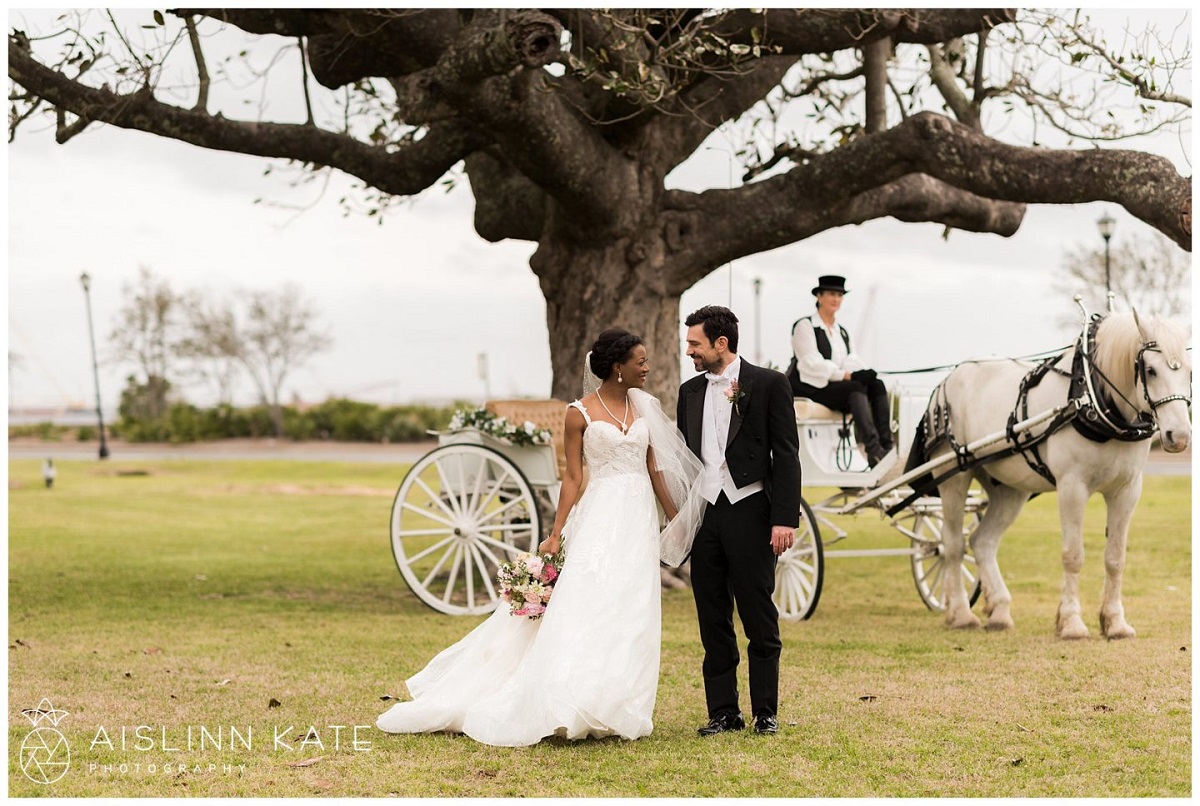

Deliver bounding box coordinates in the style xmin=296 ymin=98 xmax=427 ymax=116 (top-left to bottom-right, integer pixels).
xmin=793 ymin=316 xmax=850 ymax=359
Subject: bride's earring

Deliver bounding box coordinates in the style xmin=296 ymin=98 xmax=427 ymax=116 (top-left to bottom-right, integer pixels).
xmin=617 ymin=368 xmax=624 ymax=384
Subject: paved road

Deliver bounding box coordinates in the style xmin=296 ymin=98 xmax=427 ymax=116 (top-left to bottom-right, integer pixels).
xmin=8 ymin=437 xmax=1192 ymax=475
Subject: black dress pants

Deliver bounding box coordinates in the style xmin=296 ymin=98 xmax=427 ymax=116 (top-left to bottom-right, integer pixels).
xmin=689 ymin=490 xmax=780 ymax=718
xmin=795 ymin=377 xmax=893 ymax=455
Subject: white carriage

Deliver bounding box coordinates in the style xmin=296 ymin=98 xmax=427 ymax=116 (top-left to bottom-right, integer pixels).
xmin=389 ymin=385 xmax=990 ymax=620
xmin=775 ymin=378 xmax=986 ymax=622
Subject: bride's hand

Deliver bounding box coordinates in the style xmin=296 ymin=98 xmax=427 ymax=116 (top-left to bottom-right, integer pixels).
xmin=538 ymin=533 xmax=562 ymax=556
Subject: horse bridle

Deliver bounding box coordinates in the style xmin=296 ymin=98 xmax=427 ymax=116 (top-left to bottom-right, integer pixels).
xmin=1135 ymin=340 xmax=1192 ymax=413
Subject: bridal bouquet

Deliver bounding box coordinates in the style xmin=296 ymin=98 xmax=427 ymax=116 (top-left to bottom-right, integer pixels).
xmin=497 ymin=552 xmax=564 ymax=619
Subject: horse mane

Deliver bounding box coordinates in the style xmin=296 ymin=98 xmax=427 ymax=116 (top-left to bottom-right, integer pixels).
xmin=1093 ymin=313 xmax=1190 ymax=399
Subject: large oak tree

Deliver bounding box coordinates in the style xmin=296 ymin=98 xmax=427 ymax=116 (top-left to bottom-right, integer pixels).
xmin=9 ymin=9 xmax=1191 ymax=405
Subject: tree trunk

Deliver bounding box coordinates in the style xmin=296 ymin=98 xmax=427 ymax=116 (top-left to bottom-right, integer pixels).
xmin=531 ymin=230 xmax=685 ymax=410
xmin=269 ymin=403 xmax=285 ymax=438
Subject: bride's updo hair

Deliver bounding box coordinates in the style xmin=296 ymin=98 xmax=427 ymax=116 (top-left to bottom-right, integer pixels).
xmin=589 ymin=328 xmax=645 ymax=381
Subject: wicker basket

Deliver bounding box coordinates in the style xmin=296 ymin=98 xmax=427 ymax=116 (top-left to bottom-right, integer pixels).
xmin=484 ymin=399 xmax=569 ymax=479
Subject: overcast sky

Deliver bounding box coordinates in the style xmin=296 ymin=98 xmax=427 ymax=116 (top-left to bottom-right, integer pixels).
xmin=5 ymin=8 xmax=1193 ymax=413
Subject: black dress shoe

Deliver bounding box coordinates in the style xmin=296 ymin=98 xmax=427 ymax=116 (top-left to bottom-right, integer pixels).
xmin=753 ymin=713 xmax=779 ymax=735
xmin=697 ymin=712 xmax=745 ymax=736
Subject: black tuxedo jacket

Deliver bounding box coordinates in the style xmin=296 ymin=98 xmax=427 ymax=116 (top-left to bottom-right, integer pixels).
xmin=677 ymin=360 xmax=802 ymax=529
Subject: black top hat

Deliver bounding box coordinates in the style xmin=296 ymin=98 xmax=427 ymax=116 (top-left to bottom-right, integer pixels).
xmin=811 ymin=275 xmax=849 ymax=296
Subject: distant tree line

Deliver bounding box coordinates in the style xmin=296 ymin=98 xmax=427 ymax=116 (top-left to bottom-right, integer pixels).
xmin=100 ymin=267 xmax=459 ymax=443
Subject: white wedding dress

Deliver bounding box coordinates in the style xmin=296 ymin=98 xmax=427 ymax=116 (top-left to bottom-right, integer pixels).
xmin=376 ymin=402 xmax=662 ymax=746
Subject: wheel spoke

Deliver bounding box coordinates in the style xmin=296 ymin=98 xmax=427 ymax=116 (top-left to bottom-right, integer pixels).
xmin=398 ymin=500 xmax=455 ymax=529
xmin=476 ymin=534 xmax=530 ymax=557
xmin=474 ymin=538 xmax=506 ymax=570
xmin=410 ymin=478 xmax=458 ymax=524
xmin=926 ymin=561 xmax=945 ymax=602
xmin=395 ymin=528 xmax=457 ymax=539
xmin=788 ymin=567 xmax=807 ymax=614
xmin=433 ymin=461 xmax=465 ymax=520
xmin=442 ymin=545 xmax=464 ymax=604
xmin=405 ymin=535 xmax=456 ymax=564
xmin=464 ymin=541 xmax=476 ymax=610
xmin=476 ymin=522 xmax=538 ymax=534
xmin=468 ymin=467 xmax=512 ymax=520
xmin=420 ymin=542 xmax=458 ymax=589
xmin=468 ymin=543 xmax=499 ymax=602
xmin=790 ymin=563 xmax=814 ymax=600
xmin=463 ymin=453 xmax=490 ymax=523
xmin=474 ymin=492 xmax=529 ymax=526
xmin=778 ymin=567 xmax=795 ymax=615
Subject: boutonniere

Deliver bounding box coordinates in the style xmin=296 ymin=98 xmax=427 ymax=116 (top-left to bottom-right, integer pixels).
xmin=724 ymin=379 xmax=746 ymax=415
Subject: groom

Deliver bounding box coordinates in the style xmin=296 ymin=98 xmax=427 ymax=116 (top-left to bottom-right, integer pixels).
xmin=678 ymin=305 xmax=801 ymax=736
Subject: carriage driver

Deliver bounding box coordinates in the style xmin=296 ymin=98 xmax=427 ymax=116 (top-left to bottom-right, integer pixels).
xmin=787 ymin=275 xmax=895 ymax=468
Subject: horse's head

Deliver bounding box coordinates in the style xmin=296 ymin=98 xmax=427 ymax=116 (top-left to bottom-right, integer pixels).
xmin=1133 ymin=311 xmax=1192 ymax=453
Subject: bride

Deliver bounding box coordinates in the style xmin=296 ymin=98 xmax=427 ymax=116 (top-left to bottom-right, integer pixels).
xmin=376 ymin=328 xmax=704 ymax=746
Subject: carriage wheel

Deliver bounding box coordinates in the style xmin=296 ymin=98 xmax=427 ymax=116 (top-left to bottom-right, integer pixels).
xmin=901 ymin=510 xmax=982 ymax=612
xmin=390 ymin=444 xmax=541 ymax=616
xmin=773 ymin=497 xmax=824 ymax=621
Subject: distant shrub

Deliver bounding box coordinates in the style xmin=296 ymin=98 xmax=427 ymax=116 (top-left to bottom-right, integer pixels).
xmin=8 ymin=422 xmax=70 ymax=441
xmin=108 ymin=398 xmax=460 ymax=443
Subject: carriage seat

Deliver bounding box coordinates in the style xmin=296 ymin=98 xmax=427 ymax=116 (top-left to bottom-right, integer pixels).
xmin=793 ymin=397 xmax=843 ymax=422
xmin=484 ymin=399 xmax=569 ymax=479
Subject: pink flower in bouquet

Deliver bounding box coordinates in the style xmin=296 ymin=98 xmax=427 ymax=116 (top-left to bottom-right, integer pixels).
xmin=541 ymin=564 xmax=558 ymax=583
xmin=525 ymin=554 xmax=544 ymax=577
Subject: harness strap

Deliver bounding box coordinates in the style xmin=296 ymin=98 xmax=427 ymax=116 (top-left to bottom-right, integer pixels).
xmin=1007 ymin=353 xmax=1070 ymax=486
xmin=885 ymin=397 xmax=1084 ymax=517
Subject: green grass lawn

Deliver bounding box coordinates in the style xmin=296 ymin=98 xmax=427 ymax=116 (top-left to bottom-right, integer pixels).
xmin=7 ymin=457 xmax=1190 ymax=796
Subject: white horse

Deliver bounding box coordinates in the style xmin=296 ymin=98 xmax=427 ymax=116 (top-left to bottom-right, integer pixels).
xmin=924 ymin=312 xmax=1191 ymax=639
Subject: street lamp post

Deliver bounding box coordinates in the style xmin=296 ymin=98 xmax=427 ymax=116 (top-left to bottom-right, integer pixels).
xmin=752 ymin=277 xmax=763 ymax=364
xmin=1096 ymin=211 xmax=1116 ymax=312
xmin=79 ymin=272 xmax=110 ymax=459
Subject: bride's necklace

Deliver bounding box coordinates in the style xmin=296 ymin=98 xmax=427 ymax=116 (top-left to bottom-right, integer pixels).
xmin=596 ymin=389 xmax=630 ymax=434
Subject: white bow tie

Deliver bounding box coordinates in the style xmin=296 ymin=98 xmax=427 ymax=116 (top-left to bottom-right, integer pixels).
xmin=706 ymin=373 xmax=732 ymax=385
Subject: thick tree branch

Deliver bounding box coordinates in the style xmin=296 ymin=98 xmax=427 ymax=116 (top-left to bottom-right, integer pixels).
xmin=463 ymin=150 xmax=548 ymax=243
xmin=662 ymin=175 xmax=1027 ymax=292
xmin=708 ymin=8 xmax=1016 ymax=54
xmin=178 ymin=9 xmax=463 ymax=87
xmin=9 ymin=35 xmax=489 ymax=196
xmin=661 ymin=110 xmax=1190 ymax=281
xmin=390 ymin=10 xmax=562 ymax=123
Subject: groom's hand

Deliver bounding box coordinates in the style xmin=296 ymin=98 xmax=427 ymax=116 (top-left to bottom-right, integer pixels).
xmin=770 ymin=526 xmax=795 ymax=556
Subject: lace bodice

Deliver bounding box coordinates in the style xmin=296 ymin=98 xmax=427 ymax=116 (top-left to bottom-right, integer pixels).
xmin=570 ymin=401 xmax=649 ymax=481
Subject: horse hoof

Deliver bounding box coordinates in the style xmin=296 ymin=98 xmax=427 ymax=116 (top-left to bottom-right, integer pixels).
xmin=1104 ymin=624 xmax=1137 ymax=640
xmin=984 ymin=618 xmax=1014 ymax=632
xmin=1057 ymin=623 xmax=1090 ymax=640
xmin=945 ymin=611 xmax=981 ymax=630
